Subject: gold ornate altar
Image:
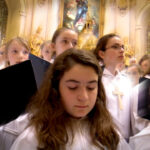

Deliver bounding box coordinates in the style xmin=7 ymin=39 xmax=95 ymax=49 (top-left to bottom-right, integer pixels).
xmin=77 ymin=12 xmax=98 ymax=50
xmin=123 ymin=37 xmax=135 ymax=66
xmin=29 ymin=26 xmax=44 ymax=56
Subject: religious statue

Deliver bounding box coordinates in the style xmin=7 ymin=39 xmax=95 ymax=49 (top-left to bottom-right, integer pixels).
xmin=29 ymin=26 xmax=44 ymax=56
xmin=38 ymin=0 xmax=46 ymax=6
xmin=63 ymin=0 xmax=76 ymax=29
xmin=78 ymin=12 xmax=98 ymax=50
xmin=74 ymin=0 xmax=88 ymax=31
xmin=123 ymin=37 xmax=135 ymax=66
xmin=117 ymin=0 xmax=128 ymax=16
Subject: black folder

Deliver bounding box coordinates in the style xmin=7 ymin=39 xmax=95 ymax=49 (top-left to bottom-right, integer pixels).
xmin=138 ymin=78 xmax=150 ymax=120
xmin=0 ymin=60 xmax=37 ymax=125
xmin=29 ymin=54 xmax=50 ymax=88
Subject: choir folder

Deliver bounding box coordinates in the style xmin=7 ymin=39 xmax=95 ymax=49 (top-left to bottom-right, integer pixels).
xmin=0 ymin=60 xmax=37 ymax=125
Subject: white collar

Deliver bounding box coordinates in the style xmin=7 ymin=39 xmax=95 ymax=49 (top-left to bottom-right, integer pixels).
xmin=144 ymin=75 xmax=150 ymax=79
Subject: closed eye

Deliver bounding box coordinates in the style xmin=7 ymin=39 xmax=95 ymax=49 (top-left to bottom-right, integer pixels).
xmin=87 ymin=87 xmax=96 ymax=91
xmin=68 ymin=86 xmax=78 ymax=90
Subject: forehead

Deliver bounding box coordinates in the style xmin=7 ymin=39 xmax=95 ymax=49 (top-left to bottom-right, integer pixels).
xmin=141 ymin=59 xmax=150 ymax=65
xmin=43 ymin=43 xmax=51 ymax=48
xmin=107 ymin=36 xmax=122 ymax=45
xmin=58 ymin=30 xmax=78 ymax=39
xmin=61 ymin=64 xmax=97 ymax=80
xmin=9 ymin=40 xmax=23 ymax=47
xmin=8 ymin=40 xmax=28 ymax=50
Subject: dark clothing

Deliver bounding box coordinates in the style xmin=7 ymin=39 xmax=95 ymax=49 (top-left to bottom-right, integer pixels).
xmin=138 ymin=77 xmax=150 ymax=120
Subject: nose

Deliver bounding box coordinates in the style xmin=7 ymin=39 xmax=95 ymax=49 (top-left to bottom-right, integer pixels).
xmin=120 ymin=48 xmax=124 ymax=55
xmin=67 ymin=42 xmax=74 ymax=49
xmin=77 ymin=87 xmax=88 ymax=102
xmin=18 ymin=52 xmax=28 ymax=62
xmin=18 ymin=52 xmax=24 ymax=59
xmin=120 ymin=46 xmax=124 ymax=52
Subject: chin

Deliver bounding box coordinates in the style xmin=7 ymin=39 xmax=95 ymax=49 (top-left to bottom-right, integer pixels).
xmin=73 ymin=113 xmax=88 ymax=119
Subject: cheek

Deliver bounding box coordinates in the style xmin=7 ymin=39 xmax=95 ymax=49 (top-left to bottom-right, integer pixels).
xmin=8 ymin=54 xmax=14 ymax=61
xmin=55 ymin=44 xmax=64 ymax=55
xmin=90 ymin=90 xmax=98 ymax=102
xmin=60 ymin=92 xmax=74 ymax=112
xmin=59 ymin=87 xmax=73 ymax=103
xmin=104 ymin=52 xmax=114 ymax=61
xmin=24 ymin=54 xmax=29 ymax=60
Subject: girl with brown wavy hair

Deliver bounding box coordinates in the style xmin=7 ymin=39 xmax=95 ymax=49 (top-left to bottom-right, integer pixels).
xmin=10 ymin=48 xmax=131 ymax=150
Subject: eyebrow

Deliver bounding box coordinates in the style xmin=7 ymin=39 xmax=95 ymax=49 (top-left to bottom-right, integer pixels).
xmin=113 ymin=43 xmax=124 ymax=46
xmin=65 ymin=79 xmax=98 ymax=84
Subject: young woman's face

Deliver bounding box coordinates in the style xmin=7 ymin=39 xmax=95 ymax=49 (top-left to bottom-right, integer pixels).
xmin=52 ymin=30 xmax=78 ymax=56
xmin=99 ymin=36 xmax=124 ymax=67
xmin=140 ymin=59 xmax=150 ymax=75
xmin=59 ymin=64 xmax=98 ymax=118
xmin=41 ymin=43 xmax=53 ymax=62
xmin=7 ymin=40 xmax=29 ymax=65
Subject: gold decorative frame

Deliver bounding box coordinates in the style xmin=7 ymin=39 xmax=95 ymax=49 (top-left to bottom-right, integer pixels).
xmin=58 ymin=0 xmax=105 ymax=37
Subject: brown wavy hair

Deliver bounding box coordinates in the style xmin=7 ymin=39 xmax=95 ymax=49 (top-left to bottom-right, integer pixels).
xmin=27 ymin=48 xmax=119 ymax=150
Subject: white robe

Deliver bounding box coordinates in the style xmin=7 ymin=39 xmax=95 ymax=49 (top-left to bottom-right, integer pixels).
xmin=10 ymin=125 xmax=131 ymax=150
xmin=102 ymin=69 xmax=132 ymax=139
xmin=0 ymin=61 xmax=6 ymax=70
xmin=0 ymin=114 xmax=29 ymax=150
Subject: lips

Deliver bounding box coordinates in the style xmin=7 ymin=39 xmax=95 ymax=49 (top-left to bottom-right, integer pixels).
xmin=118 ymin=56 xmax=124 ymax=59
xmin=119 ymin=55 xmax=124 ymax=58
xmin=75 ymin=105 xmax=88 ymax=108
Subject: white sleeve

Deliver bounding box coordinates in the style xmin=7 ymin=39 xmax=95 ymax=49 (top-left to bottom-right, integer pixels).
xmin=0 ymin=114 xmax=29 ymax=150
xmin=10 ymin=127 xmax=38 ymax=150
xmin=117 ymin=136 xmax=132 ymax=150
xmin=129 ymin=125 xmax=150 ymax=150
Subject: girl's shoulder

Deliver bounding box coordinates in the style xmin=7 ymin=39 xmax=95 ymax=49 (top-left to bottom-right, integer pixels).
xmin=2 ymin=114 xmax=29 ymax=134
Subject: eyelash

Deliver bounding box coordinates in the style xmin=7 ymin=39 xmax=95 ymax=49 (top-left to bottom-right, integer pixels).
xmin=12 ymin=50 xmax=17 ymax=53
xmin=68 ymin=87 xmax=77 ymax=90
xmin=68 ymin=87 xmax=95 ymax=91
xmin=87 ymin=87 xmax=95 ymax=91
xmin=62 ymin=40 xmax=68 ymax=44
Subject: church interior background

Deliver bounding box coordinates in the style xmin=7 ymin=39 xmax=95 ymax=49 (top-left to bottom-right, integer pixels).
xmin=0 ymin=0 xmax=150 ymax=64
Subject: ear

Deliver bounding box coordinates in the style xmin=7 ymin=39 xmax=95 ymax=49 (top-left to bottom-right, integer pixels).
xmin=98 ymin=50 xmax=105 ymax=60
